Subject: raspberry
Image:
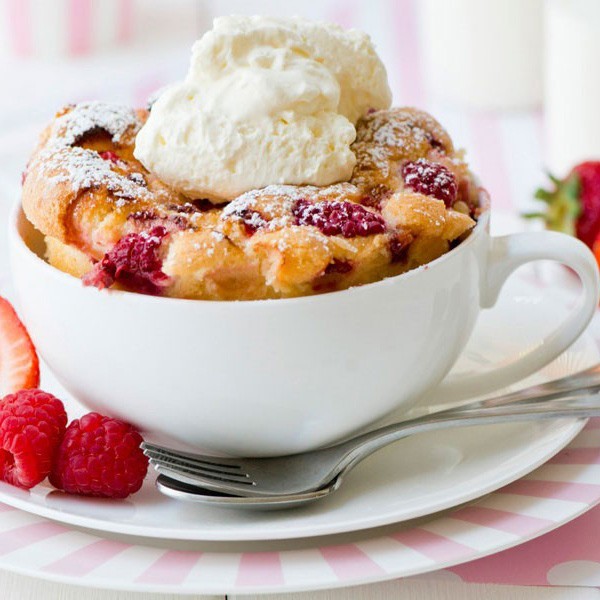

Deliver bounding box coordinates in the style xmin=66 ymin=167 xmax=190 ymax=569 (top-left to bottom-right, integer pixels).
xmin=49 ymin=413 xmax=148 ymax=499
xmin=324 ymin=259 xmax=353 ymax=274
xmin=238 ymin=209 xmax=267 ymax=235
xmin=402 ymin=159 xmax=458 ymax=207
xmin=0 ymin=390 xmax=67 ymax=489
xmin=83 ymin=227 xmax=170 ymax=295
xmin=224 ymin=204 xmax=267 ymax=235
xmin=99 ymin=151 xmax=121 ymax=164
xmin=293 ymin=199 xmax=386 ymax=237
xmin=389 ymin=231 xmax=414 ymax=263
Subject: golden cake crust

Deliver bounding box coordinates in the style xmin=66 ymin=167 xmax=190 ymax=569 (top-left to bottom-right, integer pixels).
xmin=22 ymin=102 xmax=479 ymax=300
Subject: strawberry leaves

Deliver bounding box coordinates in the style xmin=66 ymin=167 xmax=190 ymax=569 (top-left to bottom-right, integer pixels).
xmin=524 ymin=171 xmax=582 ymax=238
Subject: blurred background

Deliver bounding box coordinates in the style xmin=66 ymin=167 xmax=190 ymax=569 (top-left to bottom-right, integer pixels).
xmin=0 ymin=0 xmax=598 ymax=220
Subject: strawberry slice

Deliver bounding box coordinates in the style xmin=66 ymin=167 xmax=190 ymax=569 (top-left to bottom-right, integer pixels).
xmin=0 ymin=297 xmax=40 ymax=398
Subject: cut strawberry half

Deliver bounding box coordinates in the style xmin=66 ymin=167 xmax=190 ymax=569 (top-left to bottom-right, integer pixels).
xmin=0 ymin=297 xmax=40 ymax=398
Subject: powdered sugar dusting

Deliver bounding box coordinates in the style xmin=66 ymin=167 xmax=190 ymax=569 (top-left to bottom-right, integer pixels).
xmin=51 ymin=102 xmax=139 ymax=147
xmin=36 ymin=146 xmax=150 ymax=203
xmin=352 ymin=108 xmax=451 ymax=179
xmin=221 ymin=183 xmax=363 ymax=232
xmin=33 ymin=102 xmax=148 ymax=203
xmin=274 ymin=226 xmax=329 ymax=253
xmin=222 ymin=187 xmax=295 ymax=232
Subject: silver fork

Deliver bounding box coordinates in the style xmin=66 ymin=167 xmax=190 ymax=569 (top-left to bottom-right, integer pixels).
xmin=143 ymin=389 xmax=600 ymax=499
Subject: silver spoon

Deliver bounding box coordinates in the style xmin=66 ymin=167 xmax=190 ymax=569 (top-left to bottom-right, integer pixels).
xmin=156 ymin=473 xmax=342 ymax=510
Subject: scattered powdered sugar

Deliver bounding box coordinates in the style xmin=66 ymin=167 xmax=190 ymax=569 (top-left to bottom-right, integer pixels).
xmin=128 ymin=172 xmax=146 ymax=186
xmin=37 ymin=146 xmax=150 ymax=203
xmin=352 ymin=108 xmax=450 ymax=175
xmin=410 ymin=206 xmax=444 ymax=226
xmin=32 ymin=102 xmax=149 ymax=203
xmin=274 ymin=226 xmax=328 ymax=253
xmin=221 ymin=183 xmax=363 ymax=232
xmin=227 ymin=185 xmax=304 ymax=207
xmin=191 ymin=231 xmax=225 ymax=259
xmin=404 ymin=158 xmax=454 ymax=189
xmin=244 ymin=210 xmax=268 ymax=230
xmin=222 ymin=187 xmax=295 ymax=231
xmin=50 ymin=102 xmax=139 ymax=147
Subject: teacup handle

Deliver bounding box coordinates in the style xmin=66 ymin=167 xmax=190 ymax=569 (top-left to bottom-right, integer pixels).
xmin=438 ymin=231 xmax=600 ymax=400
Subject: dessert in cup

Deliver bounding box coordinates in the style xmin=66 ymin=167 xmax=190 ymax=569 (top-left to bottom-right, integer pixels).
xmin=10 ymin=16 xmax=599 ymax=456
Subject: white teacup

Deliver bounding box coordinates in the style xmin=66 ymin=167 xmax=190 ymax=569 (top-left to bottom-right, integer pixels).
xmin=9 ymin=198 xmax=599 ymax=456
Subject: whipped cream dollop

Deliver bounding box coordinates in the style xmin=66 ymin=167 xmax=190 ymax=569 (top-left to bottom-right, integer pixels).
xmin=134 ymin=16 xmax=391 ymax=201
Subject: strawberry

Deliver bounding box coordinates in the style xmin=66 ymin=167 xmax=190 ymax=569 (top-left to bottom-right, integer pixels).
xmin=526 ymin=161 xmax=600 ymax=249
xmin=0 ymin=297 xmax=40 ymax=397
xmin=593 ymin=236 xmax=600 ymax=269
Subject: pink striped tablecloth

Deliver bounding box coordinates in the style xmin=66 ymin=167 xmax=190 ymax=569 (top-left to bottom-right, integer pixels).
xmin=0 ymin=0 xmax=598 ymax=590
xmin=448 ymin=503 xmax=600 ymax=586
xmin=4 ymin=0 xmax=133 ymax=58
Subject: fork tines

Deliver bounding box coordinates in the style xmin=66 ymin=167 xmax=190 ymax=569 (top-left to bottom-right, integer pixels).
xmin=142 ymin=442 xmax=255 ymax=486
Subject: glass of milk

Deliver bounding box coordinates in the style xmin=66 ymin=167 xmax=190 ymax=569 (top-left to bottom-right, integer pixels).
xmin=418 ymin=0 xmax=544 ymax=110
xmin=545 ymin=0 xmax=600 ymax=174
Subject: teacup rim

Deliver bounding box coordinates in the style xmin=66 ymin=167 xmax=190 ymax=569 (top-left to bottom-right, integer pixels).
xmin=9 ymin=191 xmax=490 ymax=307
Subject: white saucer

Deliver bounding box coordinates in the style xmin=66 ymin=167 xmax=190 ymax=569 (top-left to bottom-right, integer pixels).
xmin=0 ymin=276 xmax=595 ymax=541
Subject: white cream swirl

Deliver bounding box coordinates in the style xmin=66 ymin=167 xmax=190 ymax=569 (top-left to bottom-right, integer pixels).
xmin=134 ymin=16 xmax=392 ymax=201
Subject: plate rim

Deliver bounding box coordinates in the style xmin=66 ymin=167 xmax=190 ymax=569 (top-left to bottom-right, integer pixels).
xmin=0 ymin=473 xmax=598 ymax=595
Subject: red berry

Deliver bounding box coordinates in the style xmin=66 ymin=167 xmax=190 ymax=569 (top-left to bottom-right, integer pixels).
xmin=573 ymin=162 xmax=600 ymax=249
xmin=402 ymin=159 xmax=458 ymax=207
xmin=223 ymin=203 xmax=267 ymax=235
xmin=83 ymin=227 xmax=170 ymax=295
xmin=389 ymin=231 xmax=414 ymax=263
xmin=0 ymin=297 xmax=40 ymax=398
xmin=593 ymin=234 xmax=600 ymax=267
xmin=238 ymin=209 xmax=267 ymax=235
xmin=0 ymin=390 xmax=67 ymax=489
xmin=293 ymin=199 xmax=386 ymax=237
xmin=99 ymin=151 xmax=121 ymax=164
xmin=527 ymin=161 xmax=600 ymax=250
xmin=324 ymin=259 xmax=353 ymax=274
xmin=49 ymin=413 xmax=148 ymax=499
